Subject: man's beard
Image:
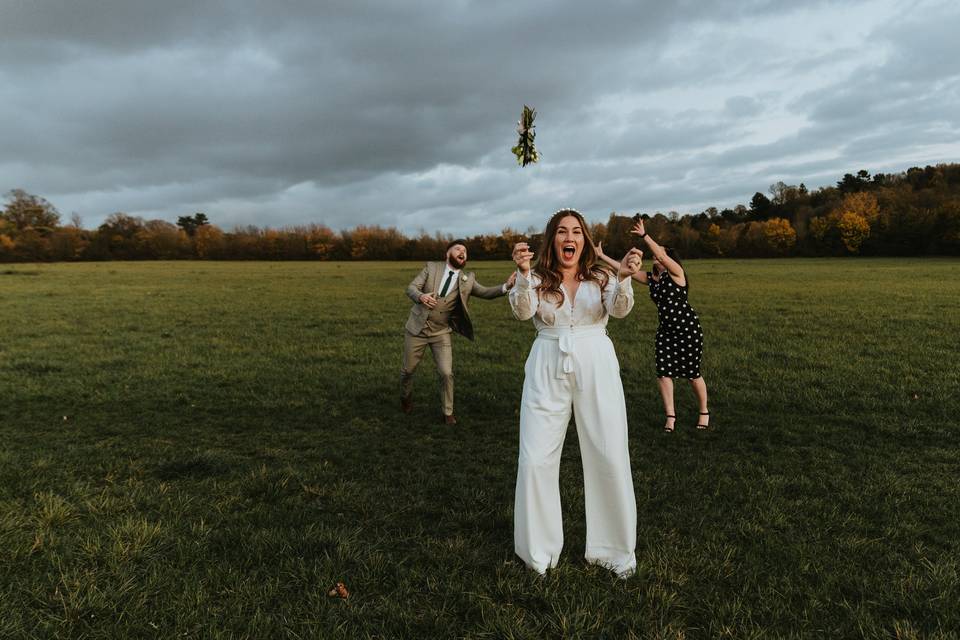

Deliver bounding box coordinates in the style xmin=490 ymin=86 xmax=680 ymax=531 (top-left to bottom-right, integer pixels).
xmin=450 ymin=254 xmax=466 ymax=268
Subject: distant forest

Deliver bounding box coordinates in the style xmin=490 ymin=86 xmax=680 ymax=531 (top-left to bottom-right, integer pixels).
xmin=2 ymin=163 xmax=959 ymax=262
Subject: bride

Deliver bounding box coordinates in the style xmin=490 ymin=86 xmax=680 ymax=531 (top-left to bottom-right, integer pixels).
xmin=509 ymin=208 xmax=642 ymax=577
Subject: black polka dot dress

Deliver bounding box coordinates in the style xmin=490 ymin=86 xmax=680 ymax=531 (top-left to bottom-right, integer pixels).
xmin=646 ymin=270 xmax=703 ymax=379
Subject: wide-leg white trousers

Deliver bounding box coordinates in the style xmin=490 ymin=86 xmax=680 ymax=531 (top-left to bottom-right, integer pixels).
xmin=514 ymin=325 xmax=637 ymax=575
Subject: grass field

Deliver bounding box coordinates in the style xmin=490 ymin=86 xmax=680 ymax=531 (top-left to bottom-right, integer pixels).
xmin=1 ymin=258 xmax=959 ymax=639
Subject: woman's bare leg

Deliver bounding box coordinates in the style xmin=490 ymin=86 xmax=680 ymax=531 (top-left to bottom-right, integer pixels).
xmin=689 ymin=376 xmax=709 ymax=428
xmin=657 ymin=376 xmax=675 ymax=431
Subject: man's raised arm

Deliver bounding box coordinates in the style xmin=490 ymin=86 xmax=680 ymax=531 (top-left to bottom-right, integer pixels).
xmin=470 ymin=274 xmax=513 ymax=300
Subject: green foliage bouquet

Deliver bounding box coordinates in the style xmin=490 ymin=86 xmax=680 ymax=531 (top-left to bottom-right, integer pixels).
xmin=511 ymin=105 xmax=539 ymax=166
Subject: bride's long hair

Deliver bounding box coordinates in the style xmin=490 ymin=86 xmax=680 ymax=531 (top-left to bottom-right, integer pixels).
xmin=533 ymin=209 xmax=611 ymax=305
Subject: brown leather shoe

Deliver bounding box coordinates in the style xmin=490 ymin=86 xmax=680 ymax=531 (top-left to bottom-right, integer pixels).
xmin=400 ymin=396 xmax=413 ymax=414
xmin=443 ymin=414 xmax=457 ymax=426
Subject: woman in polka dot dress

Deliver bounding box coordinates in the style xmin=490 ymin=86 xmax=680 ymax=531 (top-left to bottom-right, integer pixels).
xmin=596 ymin=218 xmax=710 ymax=432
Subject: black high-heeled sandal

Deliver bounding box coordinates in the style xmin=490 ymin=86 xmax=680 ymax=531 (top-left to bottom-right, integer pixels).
xmin=695 ymin=411 xmax=710 ymax=430
xmin=663 ymin=414 xmax=676 ymax=433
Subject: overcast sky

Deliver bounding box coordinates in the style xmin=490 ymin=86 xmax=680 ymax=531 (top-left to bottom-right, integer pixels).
xmin=2 ymin=0 xmax=958 ymax=235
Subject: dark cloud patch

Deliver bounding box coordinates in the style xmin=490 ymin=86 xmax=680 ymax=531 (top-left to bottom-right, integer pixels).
xmin=724 ymin=96 xmax=764 ymax=118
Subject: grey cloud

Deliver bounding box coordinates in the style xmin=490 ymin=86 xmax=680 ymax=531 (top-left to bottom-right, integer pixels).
xmin=1 ymin=0 xmax=956 ymax=234
xmin=724 ymin=96 xmax=764 ymax=117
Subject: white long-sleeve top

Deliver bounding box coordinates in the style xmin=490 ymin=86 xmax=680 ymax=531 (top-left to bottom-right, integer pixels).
xmin=509 ymin=269 xmax=634 ymax=329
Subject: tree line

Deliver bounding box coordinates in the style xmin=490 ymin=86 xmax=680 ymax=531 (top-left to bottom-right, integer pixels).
xmin=2 ymin=163 xmax=959 ymax=262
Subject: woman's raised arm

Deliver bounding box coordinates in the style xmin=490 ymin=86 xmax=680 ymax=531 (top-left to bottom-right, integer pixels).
xmin=597 ymin=242 xmax=647 ymax=284
xmin=632 ymin=220 xmax=684 ymax=285
xmin=509 ymin=241 xmax=538 ymax=320
xmin=603 ymin=247 xmax=642 ymax=318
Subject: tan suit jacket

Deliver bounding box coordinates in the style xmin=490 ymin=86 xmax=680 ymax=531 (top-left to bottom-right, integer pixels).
xmin=405 ymin=261 xmax=506 ymax=341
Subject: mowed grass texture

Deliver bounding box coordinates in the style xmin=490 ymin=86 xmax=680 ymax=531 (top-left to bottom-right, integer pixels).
xmin=1 ymin=259 xmax=958 ymax=639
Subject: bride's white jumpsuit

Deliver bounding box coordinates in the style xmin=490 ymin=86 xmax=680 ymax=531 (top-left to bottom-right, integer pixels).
xmin=509 ymin=270 xmax=638 ymax=576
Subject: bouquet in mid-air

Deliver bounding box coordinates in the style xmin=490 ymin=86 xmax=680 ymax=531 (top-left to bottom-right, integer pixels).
xmin=511 ymin=105 xmax=539 ymax=166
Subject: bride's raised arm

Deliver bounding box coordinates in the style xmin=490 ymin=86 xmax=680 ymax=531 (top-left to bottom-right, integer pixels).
xmin=596 ymin=241 xmax=648 ymax=285
xmin=603 ymin=247 xmax=641 ymax=318
xmin=509 ymin=241 xmax=538 ymax=321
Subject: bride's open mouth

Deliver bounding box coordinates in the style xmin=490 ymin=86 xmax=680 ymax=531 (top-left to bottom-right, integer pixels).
xmin=562 ymin=244 xmax=576 ymax=260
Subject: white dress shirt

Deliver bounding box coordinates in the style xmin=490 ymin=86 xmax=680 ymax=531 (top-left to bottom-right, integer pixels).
xmin=509 ymin=269 xmax=634 ymax=329
xmin=436 ymin=265 xmax=461 ymax=297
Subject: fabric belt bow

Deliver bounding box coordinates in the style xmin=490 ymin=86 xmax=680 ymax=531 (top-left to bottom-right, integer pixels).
xmin=537 ymin=325 xmax=607 ymax=390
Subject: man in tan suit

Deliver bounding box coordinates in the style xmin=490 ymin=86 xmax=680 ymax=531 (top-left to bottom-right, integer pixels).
xmin=402 ymin=239 xmax=515 ymax=425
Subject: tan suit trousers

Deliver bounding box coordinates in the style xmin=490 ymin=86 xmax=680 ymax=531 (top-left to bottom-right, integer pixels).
xmin=401 ymin=331 xmax=454 ymax=416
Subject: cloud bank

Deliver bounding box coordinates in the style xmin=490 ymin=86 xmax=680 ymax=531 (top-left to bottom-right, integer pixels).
xmin=1 ymin=0 xmax=958 ymax=235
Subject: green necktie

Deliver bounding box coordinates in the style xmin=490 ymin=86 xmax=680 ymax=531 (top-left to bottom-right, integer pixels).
xmin=439 ymin=270 xmax=455 ymax=297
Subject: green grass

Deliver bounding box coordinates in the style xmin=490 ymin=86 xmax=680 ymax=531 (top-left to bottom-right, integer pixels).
xmin=1 ymin=258 xmax=959 ymax=639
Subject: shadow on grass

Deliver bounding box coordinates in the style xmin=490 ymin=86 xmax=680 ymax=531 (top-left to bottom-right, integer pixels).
xmin=155 ymin=452 xmax=233 ymax=480
xmin=1 ymin=269 xmax=41 ymax=276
